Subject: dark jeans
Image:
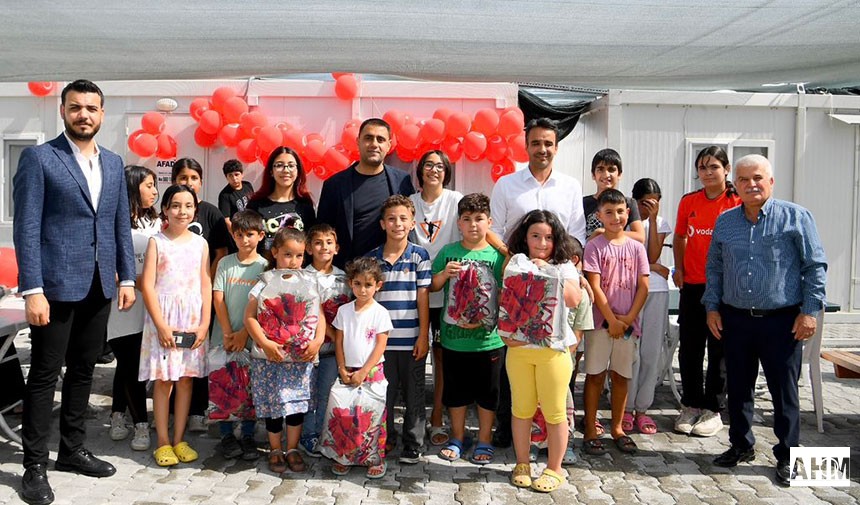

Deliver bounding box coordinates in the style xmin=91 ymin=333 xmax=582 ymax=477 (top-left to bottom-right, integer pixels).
xmin=496 ymin=346 xmax=512 ymax=434
xmin=721 ymin=305 xmax=802 ymax=462
xmin=22 ymin=274 xmax=111 ymax=467
xmin=384 ymin=350 xmax=426 ymax=451
xmin=108 ymin=332 xmax=148 ymax=424
xmin=678 ymin=284 xmax=724 ymax=412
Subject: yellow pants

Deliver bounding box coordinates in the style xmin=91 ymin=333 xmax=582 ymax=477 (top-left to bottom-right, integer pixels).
xmin=506 ymin=346 xmax=573 ymax=424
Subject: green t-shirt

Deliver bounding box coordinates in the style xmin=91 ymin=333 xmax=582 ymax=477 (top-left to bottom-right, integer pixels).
xmin=212 ymin=253 xmax=269 ymax=347
xmin=432 ymin=242 xmax=505 ymax=352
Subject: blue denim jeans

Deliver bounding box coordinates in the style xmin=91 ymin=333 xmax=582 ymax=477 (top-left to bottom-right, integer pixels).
xmin=301 ymin=354 xmax=339 ymax=440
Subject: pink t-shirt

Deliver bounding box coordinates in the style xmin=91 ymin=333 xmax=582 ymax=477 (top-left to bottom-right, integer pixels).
xmin=583 ymin=235 xmax=650 ymax=337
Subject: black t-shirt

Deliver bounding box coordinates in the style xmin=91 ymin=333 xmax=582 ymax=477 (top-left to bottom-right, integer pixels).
xmin=189 ymin=201 xmax=229 ymax=262
xmin=218 ymin=181 xmax=254 ymax=220
xmin=582 ymin=194 xmax=641 ymax=238
xmin=247 ymin=197 xmax=317 ymax=253
xmin=350 ymin=169 xmax=391 ymax=259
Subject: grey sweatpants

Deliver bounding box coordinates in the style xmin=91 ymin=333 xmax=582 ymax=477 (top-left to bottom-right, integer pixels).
xmin=627 ymin=291 xmax=669 ymax=412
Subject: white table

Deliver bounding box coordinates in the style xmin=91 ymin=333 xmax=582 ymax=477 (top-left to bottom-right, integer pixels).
xmin=0 ymin=307 xmax=28 ymax=443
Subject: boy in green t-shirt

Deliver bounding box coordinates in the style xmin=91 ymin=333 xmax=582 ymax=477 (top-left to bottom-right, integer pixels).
xmin=211 ymin=210 xmax=268 ymax=461
xmin=430 ymin=193 xmax=505 ymax=465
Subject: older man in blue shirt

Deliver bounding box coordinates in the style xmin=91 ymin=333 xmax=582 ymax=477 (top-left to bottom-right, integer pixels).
xmin=702 ymin=154 xmax=826 ymax=486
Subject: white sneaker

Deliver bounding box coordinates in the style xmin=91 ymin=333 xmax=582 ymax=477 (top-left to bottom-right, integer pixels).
xmin=674 ymin=406 xmax=700 ymax=435
xmin=109 ymin=412 xmax=130 ymax=441
xmin=188 ymin=415 xmax=208 ymax=433
xmin=131 ymin=422 xmax=151 ymax=451
xmin=690 ymin=409 xmax=724 ymax=437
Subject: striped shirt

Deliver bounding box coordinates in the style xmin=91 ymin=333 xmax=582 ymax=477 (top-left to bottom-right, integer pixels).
xmin=366 ymin=242 xmax=432 ymax=350
xmin=702 ymin=198 xmax=827 ymax=315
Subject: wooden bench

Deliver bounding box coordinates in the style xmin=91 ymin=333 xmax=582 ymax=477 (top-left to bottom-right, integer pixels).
xmin=821 ymin=350 xmax=860 ymax=379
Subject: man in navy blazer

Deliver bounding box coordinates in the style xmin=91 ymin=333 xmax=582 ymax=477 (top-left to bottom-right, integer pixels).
xmin=13 ymin=80 xmax=135 ymax=505
xmin=317 ymin=118 xmax=414 ymax=269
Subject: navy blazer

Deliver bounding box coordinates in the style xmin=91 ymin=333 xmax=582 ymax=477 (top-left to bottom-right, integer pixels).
xmin=13 ymin=134 xmax=135 ymax=301
xmin=317 ymin=162 xmax=414 ymax=268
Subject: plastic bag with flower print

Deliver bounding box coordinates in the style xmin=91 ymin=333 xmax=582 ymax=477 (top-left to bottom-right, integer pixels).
xmin=498 ymin=253 xmax=566 ymax=350
xmin=318 ymin=378 xmax=388 ymax=466
xmin=443 ymin=259 xmax=498 ymax=330
xmin=251 ymin=269 xmax=321 ymax=363
xmin=314 ymin=271 xmax=353 ymax=356
xmin=207 ymin=346 xmax=255 ymax=422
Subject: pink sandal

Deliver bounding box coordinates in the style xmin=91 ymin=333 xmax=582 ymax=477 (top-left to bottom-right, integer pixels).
xmin=621 ymin=412 xmax=635 ymax=432
xmin=635 ymin=414 xmax=658 ymax=435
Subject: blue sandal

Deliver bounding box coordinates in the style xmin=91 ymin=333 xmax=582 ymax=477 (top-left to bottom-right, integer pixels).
xmin=439 ymin=437 xmax=471 ymax=461
xmin=469 ymin=442 xmax=495 ymax=465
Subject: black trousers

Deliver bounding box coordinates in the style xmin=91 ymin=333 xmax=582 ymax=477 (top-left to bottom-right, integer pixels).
xmin=495 ymin=346 xmax=512 ymax=433
xmin=721 ymin=305 xmax=802 ymax=463
xmin=678 ymin=284 xmax=724 ymax=412
xmin=108 ymin=332 xmax=148 ymax=424
xmin=22 ymin=273 xmax=111 ymax=467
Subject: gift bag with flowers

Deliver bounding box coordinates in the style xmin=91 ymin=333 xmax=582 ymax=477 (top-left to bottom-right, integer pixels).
xmin=207 ymin=346 xmax=255 ymax=421
xmin=318 ymin=374 xmax=388 ymax=466
xmin=443 ymin=259 xmax=498 ymax=330
xmin=251 ymin=269 xmax=321 ymax=362
xmin=498 ymin=253 xmax=567 ymax=350
xmin=316 ymin=272 xmax=353 ymax=356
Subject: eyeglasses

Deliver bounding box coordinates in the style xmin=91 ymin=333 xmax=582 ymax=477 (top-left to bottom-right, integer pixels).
xmin=273 ymin=162 xmax=298 ymax=172
xmin=422 ymin=162 xmax=445 ymax=172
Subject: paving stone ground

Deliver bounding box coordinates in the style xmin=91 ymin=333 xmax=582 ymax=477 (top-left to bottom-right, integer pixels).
xmin=1 ymin=322 xmax=858 ymax=504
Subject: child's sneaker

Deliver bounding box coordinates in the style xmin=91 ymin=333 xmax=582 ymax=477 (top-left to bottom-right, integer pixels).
xmin=399 ymin=447 xmax=421 ymax=464
xmin=131 ymin=423 xmax=151 ymax=451
xmin=218 ymin=434 xmax=243 ymax=459
xmin=674 ymin=406 xmax=700 ymax=435
xmin=109 ymin=412 xmax=129 ymax=441
xmin=240 ymin=437 xmax=259 ymax=461
xmin=690 ymin=409 xmax=723 ymax=437
xmin=188 ymin=415 xmax=207 ymax=433
xmin=299 ymin=435 xmax=321 ymax=458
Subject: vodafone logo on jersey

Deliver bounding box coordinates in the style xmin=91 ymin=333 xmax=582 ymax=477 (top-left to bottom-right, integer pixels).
xmin=687 ymin=225 xmax=713 ymax=237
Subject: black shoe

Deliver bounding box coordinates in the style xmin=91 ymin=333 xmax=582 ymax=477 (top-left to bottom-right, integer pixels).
xmin=21 ymin=464 xmax=54 ymax=505
xmin=54 ymin=448 xmax=116 ymax=477
xmin=240 ymin=437 xmax=260 ymax=461
xmin=775 ymin=460 xmax=792 ymax=486
xmin=218 ymin=434 xmax=243 ymax=459
xmin=713 ymin=446 xmax=755 ymax=467
xmin=399 ymin=447 xmax=421 ymax=464
xmin=97 ymin=351 xmax=115 ymax=365
xmin=492 ymin=428 xmax=512 ymax=449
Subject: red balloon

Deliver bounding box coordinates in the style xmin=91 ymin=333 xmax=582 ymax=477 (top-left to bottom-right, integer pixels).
xmin=275 ymin=121 xmax=294 ymax=136
xmin=398 ymin=124 xmax=421 ymax=150
xmin=127 ymin=129 xmax=145 ymax=153
xmin=133 ymin=133 xmax=158 ymax=157
xmin=341 ymin=126 xmax=359 ymax=153
xmin=323 ymin=147 xmax=350 ymax=173
xmin=433 ymin=108 xmax=454 ymax=124
xmin=383 ymin=110 xmax=407 ymax=133
xmin=0 ymin=247 xmax=18 ymax=288
xmin=156 ymin=134 xmax=177 ymax=159
xmin=189 ymin=98 xmax=210 ymax=121
xmin=508 ymin=133 xmax=529 ymax=162
xmin=256 ymin=125 xmax=283 ymax=154
xmin=446 ymin=112 xmax=471 ymax=138
xmin=27 ymin=82 xmax=54 ymax=97
xmin=472 ymin=109 xmax=500 ymax=137
xmin=343 ymin=119 xmax=362 ymax=131
xmin=222 ymin=97 xmax=249 ymax=124
xmin=305 ymin=133 xmax=325 ymax=145
xmin=441 ymin=136 xmax=463 ymax=163
xmin=396 ymin=146 xmax=417 ymax=163
xmin=199 ymin=110 xmax=222 ymax=135
xmin=485 ymin=134 xmax=508 ymax=162
xmin=236 ymin=138 xmax=259 ymax=163
xmin=305 ymin=139 xmax=327 ymax=163
xmin=498 ymin=108 xmax=525 ymax=137
xmin=331 ymin=72 xmax=350 ymax=79
xmin=283 ymin=128 xmax=305 ymax=151
xmin=420 ymin=118 xmax=446 ymax=144
xmin=463 ymin=132 xmax=487 ymax=160
xmin=313 ymin=164 xmax=331 ymax=180
xmin=218 ymin=123 xmax=242 ymax=147
xmin=141 ymin=111 xmax=165 ymax=135
xmin=240 ymin=111 xmax=268 ymax=138
xmin=334 ymin=74 xmax=359 ymax=100
xmin=193 ymin=127 xmax=217 ymax=148
xmin=210 ymin=87 xmax=236 ymax=112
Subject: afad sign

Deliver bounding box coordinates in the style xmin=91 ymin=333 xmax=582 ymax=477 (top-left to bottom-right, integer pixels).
xmin=789 ymin=447 xmax=850 ymax=487
xmin=155 ymin=159 xmax=175 ymax=185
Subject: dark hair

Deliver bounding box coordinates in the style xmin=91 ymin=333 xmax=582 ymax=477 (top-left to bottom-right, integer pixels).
xmin=159 ymin=184 xmax=198 ymax=221
xmin=694 ymin=145 xmax=736 ymax=196
xmin=222 ymin=159 xmax=244 ymax=176
xmin=61 ymin=79 xmax=104 ymax=107
xmin=345 ymin=256 xmax=385 ymax=284
xmin=570 ymin=237 xmax=584 ymax=263
xmin=230 ymin=210 xmax=265 ymax=234
xmin=379 ymin=194 xmax=415 ymax=218
xmin=507 ymin=210 xmax=577 ymax=264
xmin=591 ymin=148 xmax=623 ymax=174
xmin=269 ymin=226 xmax=306 ymax=269
xmin=306 ymin=223 xmax=338 ymax=243
xmin=250 ymin=147 xmax=313 ymax=206
xmin=171 ymin=157 xmax=203 ymax=182
xmin=457 ymin=193 xmax=491 ymax=217
xmin=631 ymin=178 xmax=662 ymax=201
xmin=597 ymin=188 xmax=628 ymax=208
xmin=358 ymin=118 xmax=391 ymax=138
xmin=125 ymin=165 xmax=158 ymax=229
xmin=524 ymin=118 xmax=559 ymax=144
xmin=416 ymin=150 xmax=453 ymax=188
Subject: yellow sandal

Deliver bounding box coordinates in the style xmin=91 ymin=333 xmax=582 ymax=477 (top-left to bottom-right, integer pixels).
xmin=531 ymin=468 xmax=564 ymax=493
xmin=511 ymin=463 xmax=532 ymax=488
xmin=173 ymin=441 xmax=198 ymax=463
xmin=153 ymin=445 xmax=179 ymax=467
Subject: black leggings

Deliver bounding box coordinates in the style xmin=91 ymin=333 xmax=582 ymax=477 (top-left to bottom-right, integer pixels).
xmin=265 ymin=413 xmax=305 ymax=433
xmin=108 ymin=332 xmax=148 ymax=424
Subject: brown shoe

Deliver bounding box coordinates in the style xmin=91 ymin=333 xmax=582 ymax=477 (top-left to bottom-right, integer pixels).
xmin=268 ymin=449 xmax=287 ymax=474
xmin=285 ymin=449 xmax=306 ymax=472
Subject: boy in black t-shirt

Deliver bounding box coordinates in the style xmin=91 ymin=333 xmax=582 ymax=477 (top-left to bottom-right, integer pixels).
xmin=218 ymin=159 xmax=255 ymax=236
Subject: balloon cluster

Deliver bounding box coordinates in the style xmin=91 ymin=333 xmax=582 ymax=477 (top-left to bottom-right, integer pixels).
xmin=27 ymin=82 xmax=56 ymax=97
xmin=128 ymin=112 xmax=177 ymax=159
xmin=383 ymin=107 xmax=526 ymax=182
